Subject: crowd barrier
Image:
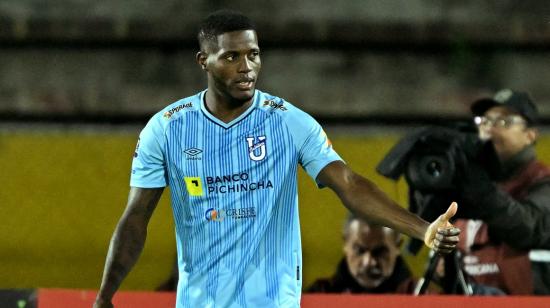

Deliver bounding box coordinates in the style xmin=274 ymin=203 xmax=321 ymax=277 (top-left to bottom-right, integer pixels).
xmin=36 ymin=289 xmax=550 ymax=308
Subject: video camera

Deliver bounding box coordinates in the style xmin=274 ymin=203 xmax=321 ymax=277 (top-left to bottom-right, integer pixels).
xmin=376 ymin=122 xmax=500 ymax=294
xmin=376 ymin=122 xmax=498 ymax=252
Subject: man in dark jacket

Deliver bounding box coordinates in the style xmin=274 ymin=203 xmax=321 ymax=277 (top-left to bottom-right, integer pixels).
xmin=308 ymin=215 xmax=416 ymax=294
xmin=454 ymin=89 xmax=550 ymax=294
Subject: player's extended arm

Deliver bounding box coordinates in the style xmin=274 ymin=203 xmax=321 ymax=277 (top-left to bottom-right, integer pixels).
xmin=94 ymin=187 xmax=164 ymax=308
xmin=317 ymin=161 xmax=459 ymax=253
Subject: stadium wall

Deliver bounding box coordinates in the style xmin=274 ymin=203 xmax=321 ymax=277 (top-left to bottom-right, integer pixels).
xmin=1 ymin=130 xmax=549 ymax=290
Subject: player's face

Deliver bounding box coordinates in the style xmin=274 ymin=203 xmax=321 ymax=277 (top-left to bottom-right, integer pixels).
xmin=343 ymin=221 xmax=401 ymax=289
xmin=476 ymin=106 xmax=536 ymax=161
xmin=200 ymin=30 xmax=261 ymax=105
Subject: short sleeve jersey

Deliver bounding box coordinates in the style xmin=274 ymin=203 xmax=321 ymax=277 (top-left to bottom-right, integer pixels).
xmin=131 ymin=90 xmax=342 ymax=308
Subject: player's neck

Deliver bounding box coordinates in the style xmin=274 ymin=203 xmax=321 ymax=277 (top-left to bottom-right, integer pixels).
xmin=204 ymin=90 xmax=253 ymax=123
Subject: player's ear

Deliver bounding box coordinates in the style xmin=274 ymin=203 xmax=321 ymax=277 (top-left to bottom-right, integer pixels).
xmin=196 ymin=51 xmax=208 ymax=71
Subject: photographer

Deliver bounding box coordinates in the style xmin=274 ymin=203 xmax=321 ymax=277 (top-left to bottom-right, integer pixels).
xmin=454 ymin=89 xmax=550 ymax=295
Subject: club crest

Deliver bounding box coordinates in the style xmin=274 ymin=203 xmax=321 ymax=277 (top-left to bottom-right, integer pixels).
xmin=246 ymin=136 xmax=267 ymax=161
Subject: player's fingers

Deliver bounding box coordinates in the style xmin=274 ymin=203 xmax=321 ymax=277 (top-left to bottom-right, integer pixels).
xmin=432 ymin=238 xmax=456 ymax=252
xmin=432 ymin=238 xmax=457 ymax=251
xmin=436 ymin=227 xmax=460 ymax=237
xmin=435 ymin=233 xmax=460 ymax=244
xmin=442 ymin=202 xmax=458 ymax=221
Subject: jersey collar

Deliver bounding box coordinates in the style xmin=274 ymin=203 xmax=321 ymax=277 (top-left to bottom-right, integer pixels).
xmin=199 ymin=90 xmax=259 ymax=129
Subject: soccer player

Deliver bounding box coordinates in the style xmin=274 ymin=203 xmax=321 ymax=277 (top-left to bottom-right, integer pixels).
xmin=94 ymin=10 xmax=460 ymax=308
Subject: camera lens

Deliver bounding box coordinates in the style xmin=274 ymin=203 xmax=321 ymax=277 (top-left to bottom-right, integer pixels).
xmin=426 ymin=160 xmax=442 ymax=177
xmin=406 ymin=153 xmax=455 ymax=191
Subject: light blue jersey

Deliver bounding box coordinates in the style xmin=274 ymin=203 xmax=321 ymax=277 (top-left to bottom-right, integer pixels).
xmin=131 ymin=89 xmax=342 ymax=307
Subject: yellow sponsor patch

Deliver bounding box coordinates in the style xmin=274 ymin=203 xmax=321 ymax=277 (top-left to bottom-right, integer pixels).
xmin=184 ymin=177 xmax=203 ymax=196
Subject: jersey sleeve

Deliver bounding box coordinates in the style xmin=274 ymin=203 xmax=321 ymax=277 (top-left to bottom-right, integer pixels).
xmin=130 ymin=114 xmax=168 ymax=188
xmin=286 ymin=108 xmax=343 ymax=185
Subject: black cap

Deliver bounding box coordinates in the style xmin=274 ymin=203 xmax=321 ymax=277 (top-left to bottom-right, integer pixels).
xmin=470 ymin=89 xmax=539 ymax=125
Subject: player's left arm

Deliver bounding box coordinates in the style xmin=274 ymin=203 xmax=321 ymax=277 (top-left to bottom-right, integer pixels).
xmin=317 ymin=161 xmax=460 ymax=253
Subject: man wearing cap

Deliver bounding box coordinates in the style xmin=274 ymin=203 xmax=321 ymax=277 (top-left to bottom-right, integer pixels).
xmin=453 ymin=89 xmax=550 ymax=294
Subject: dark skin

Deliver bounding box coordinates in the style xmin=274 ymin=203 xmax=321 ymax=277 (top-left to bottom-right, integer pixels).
xmin=94 ymin=187 xmax=163 ymax=308
xmin=197 ymin=30 xmax=261 ymax=123
xmin=318 ymin=161 xmax=459 ymax=251
xmin=94 ymin=29 xmax=460 ymax=307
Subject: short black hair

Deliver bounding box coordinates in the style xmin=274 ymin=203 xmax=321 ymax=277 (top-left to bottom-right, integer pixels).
xmin=197 ymin=10 xmax=256 ymax=51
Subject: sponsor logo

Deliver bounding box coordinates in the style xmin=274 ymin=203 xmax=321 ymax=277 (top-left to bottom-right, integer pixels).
xmin=183 ymin=173 xmax=274 ymax=197
xmin=246 ymin=136 xmax=267 ymax=161
xmin=163 ymin=102 xmax=193 ymax=119
xmin=205 ymin=208 xmax=224 ymax=222
xmin=463 ymin=255 xmax=479 ymax=264
xmin=463 ymin=254 xmax=499 ymax=276
xmin=133 ymin=137 xmax=141 ymax=158
xmin=205 ymin=207 xmax=257 ymax=222
xmin=184 ymin=177 xmax=203 ymax=196
xmin=205 ymin=172 xmax=273 ymax=194
xmin=262 ymin=100 xmax=287 ymax=111
xmin=184 ymin=147 xmax=202 ymax=160
xmin=464 ymin=263 xmax=500 ymax=276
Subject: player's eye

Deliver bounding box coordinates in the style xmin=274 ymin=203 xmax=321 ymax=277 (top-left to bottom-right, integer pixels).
xmin=225 ymin=53 xmax=236 ymax=61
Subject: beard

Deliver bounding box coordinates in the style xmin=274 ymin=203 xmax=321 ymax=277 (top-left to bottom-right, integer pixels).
xmin=210 ymin=77 xmax=256 ymax=107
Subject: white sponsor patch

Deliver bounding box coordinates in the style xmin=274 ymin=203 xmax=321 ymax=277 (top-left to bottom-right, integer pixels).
xmin=464 ymin=263 xmax=500 ymax=276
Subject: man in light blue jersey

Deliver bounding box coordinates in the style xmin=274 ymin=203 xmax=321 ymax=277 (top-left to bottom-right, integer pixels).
xmin=94 ymin=10 xmax=460 ymax=308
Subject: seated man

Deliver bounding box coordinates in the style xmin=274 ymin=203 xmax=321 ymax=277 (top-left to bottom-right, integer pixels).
xmin=307 ymin=215 xmax=415 ymax=293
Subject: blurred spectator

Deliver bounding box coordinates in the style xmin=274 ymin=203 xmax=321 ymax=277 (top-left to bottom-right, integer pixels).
xmin=307 ymin=215 xmax=416 ymax=294
xmin=453 ymin=89 xmax=550 ymax=294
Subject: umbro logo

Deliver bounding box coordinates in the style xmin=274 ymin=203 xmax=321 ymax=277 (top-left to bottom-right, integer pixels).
xmin=184 ymin=147 xmax=202 ymax=160
xmin=184 ymin=148 xmax=202 ymax=156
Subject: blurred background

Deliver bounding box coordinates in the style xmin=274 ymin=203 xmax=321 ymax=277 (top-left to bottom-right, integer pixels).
xmin=1 ymin=0 xmax=550 ymax=293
